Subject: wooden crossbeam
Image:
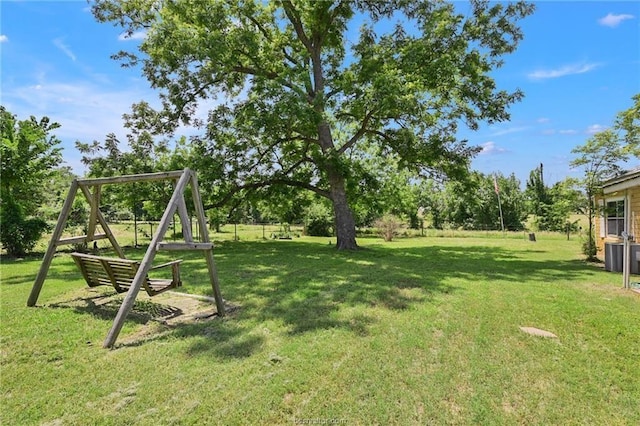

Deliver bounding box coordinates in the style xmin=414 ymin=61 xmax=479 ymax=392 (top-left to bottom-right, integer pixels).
xmin=157 ymin=242 xmax=213 ymax=251
xmin=76 ymin=170 xmax=184 ymax=186
xmin=57 ymin=233 xmax=109 ymax=245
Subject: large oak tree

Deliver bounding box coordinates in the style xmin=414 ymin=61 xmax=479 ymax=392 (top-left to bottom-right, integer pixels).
xmin=93 ymin=0 xmax=534 ymax=249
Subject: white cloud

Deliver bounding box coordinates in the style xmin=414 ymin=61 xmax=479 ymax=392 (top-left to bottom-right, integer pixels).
xmin=118 ymin=30 xmax=147 ymax=41
xmin=527 ymin=63 xmax=599 ymax=80
xmin=0 ymin=35 xmax=8 ymax=43
xmin=598 ymin=13 xmax=634 ymax=28
xmin=6 ymin=81 xmax=145 ymax=139
xmin=2 ymin=73 xmax=220 ymax=173
xmin=479 ymin=141 xmax=507 ymax=155
xmin=542 ymin=129 xmax=555 ymax=135
xmin=53 ymin=38 xmax=77 ymax=62
xmin=537 ymin=117 xmax=550 ymax=124
xmin=586 ymin=124 xmax=607 ymax=134
xmin=559 ymin=129 xmax=578 ymax=135
xmin=489 ymin=126 xmax=529 ymax=137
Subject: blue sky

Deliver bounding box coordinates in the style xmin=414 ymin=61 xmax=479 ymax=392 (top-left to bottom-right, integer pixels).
xmin=1 ymin=1 xmax=639 ymax=185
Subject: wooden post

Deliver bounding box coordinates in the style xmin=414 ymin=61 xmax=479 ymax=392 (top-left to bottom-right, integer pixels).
xmin=78 ymin=184 xmax=125 ymax=258
xmin=623 ymin=232 xmax=631 ymax=289
xmin=176 ymin=195 xmax=193 ymax=242
xmin=189 ymin=170 xmax=225 ymax=316
xmin=103 ymin=170 xmax=193 ymax=348
xmin=87 ymin=185 xmax=101 ymax=241
xmin=134 ymin=195 xmax=138 ymax=248
xmin=28 ymin=181 xmax=79 ymax=306
xmin=203 ymin=249 xmax=225 ymax=314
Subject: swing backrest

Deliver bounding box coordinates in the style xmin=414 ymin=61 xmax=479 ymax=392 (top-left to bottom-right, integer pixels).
xmin=71 ymin=252 xmax=182 ymax=296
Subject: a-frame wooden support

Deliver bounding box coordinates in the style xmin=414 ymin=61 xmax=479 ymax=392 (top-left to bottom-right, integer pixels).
xmin=28 ymin=168 xmax=225 ymax=348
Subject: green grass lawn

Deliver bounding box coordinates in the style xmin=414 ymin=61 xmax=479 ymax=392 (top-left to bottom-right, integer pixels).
xmin=1 ymin=232 xmax=639 ymax=425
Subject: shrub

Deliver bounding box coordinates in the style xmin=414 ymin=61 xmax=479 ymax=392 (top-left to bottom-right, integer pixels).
xmin=303 ymin=203 xmax=333 ymax=237
xmin=374 ymin=214 xmax=405 ymax=242
xmin=0 ymin=200 xmax=49 ymax=256
xmin=581 ymin=232 xmax=598 ymax=261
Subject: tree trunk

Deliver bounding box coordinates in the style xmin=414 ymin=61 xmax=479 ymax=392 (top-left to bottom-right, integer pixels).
xmin=329 ymin=171 xmax=358 ymax=250
xmin=318 ymin=120 xmax=358 ymax=250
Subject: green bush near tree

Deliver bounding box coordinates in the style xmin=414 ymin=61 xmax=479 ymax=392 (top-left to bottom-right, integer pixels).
xmin=303 ymin=203 xmax=333 ymax=237
xmin=0 ymin=198 xmax=49 ymax=257
xmin=0 ymin=106 xmax=62 ymax=256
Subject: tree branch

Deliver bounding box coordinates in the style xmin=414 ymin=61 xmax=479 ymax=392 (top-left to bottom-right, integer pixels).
xmin=169 ymin=78 xmax=221 ymax=126
xmin=337 ymin=109 xmax=376 ymax=154
xmin=317 ymin=0 xmax=347 ymax=46
xmin=282 ymin=47 xmax=299 ymax=67
xmin=246 ymin=15 xmax=272 ymax=42
xmin=204 ymin=178 xmax=330 ymax=209
xmin=367 ymin=129 xmax=393 ymax=143
xmin=231 ymin=64 xmax=307 ymax=98
xmin=281 ymin=1 xmax=312 ymax=52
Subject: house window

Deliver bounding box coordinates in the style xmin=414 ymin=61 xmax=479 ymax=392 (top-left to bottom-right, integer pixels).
xmin=605 ymin=199 xmax=625 ymax=236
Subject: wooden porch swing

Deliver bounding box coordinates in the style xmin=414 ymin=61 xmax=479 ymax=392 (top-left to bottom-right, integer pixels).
xmin=27 ymin=169 xmax=225 ymax=348
xmin=70 ymin=252 xmax=182 ymax=296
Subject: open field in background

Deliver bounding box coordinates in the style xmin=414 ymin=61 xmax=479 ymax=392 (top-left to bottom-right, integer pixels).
xmin=2 ymin=230 xmax=639 ymax=424
xmin=25 ymin=220 xmax=590 ymax=255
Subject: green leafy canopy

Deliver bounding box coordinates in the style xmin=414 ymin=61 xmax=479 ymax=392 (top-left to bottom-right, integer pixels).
xmin=91 ymin=0 xmax=534 ymax=249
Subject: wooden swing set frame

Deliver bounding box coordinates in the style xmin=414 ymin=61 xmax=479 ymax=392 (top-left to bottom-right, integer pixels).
xmin=27 ymin=168 xmax=225 ymax=348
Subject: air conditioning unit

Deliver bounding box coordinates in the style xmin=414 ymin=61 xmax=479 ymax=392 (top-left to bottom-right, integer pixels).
xmin=605 ymin=242 xmax=640 ymax=274
xmin=604 ymin=243 xmax=623 ymax=272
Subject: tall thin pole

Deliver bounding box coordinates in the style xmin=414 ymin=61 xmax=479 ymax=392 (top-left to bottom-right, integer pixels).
xmin=622 ymin=191 xmax=631 ymax=289
xmin=494 ymin=174 xmax=505 ymax=234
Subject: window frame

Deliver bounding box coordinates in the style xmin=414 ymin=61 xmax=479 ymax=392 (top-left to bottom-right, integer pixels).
xmin=604 ymin=197 xmax=625 ymax=237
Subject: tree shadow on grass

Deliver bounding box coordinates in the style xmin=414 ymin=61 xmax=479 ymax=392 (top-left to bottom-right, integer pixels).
xmin=34 ymin=240 xmax=599 ymax=358
xmin=167 ymin=240 xmax=596 ymax=357
xmin=0 ymin=256 xmax=78 ymax=286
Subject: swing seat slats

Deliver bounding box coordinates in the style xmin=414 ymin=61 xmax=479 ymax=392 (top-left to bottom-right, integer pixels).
xmin=71 ymin=252 xmax=182 ymax=296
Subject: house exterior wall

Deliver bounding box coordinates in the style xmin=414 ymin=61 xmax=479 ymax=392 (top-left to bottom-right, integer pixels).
xmin=595 ymin=185 xmax=640 ymax=258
